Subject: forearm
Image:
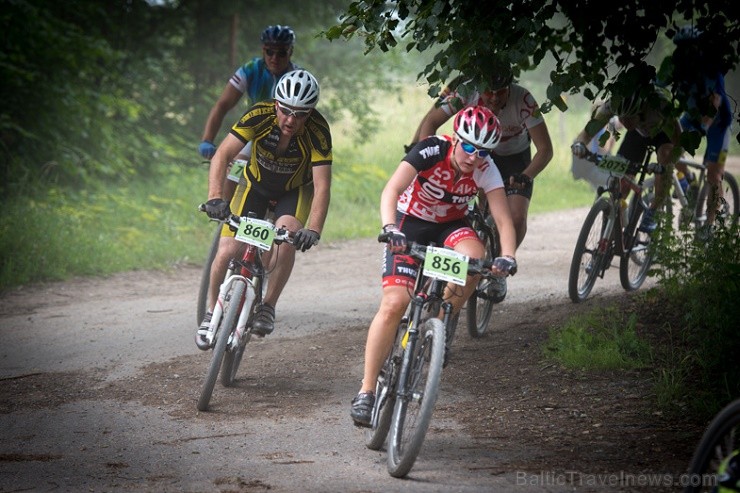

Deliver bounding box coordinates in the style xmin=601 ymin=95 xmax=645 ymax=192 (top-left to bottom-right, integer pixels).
xmin=201 ymin=105 xmax=228 ymax=143
xmin=306 ymin=188 xmax=330 ymax=234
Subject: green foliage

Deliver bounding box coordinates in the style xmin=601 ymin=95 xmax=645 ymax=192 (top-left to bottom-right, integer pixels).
xmin=0 ymin=165 xmax=209 ymax=290
xmin=545 ymin=307 xmax=652 ymax=370
xmin=648 ymin=217 xmax=740 ymax=410
xmin=0 ymin=0 xmax=409 ymax=201
xmin=325 ymin=0 xmax=740 ymax=151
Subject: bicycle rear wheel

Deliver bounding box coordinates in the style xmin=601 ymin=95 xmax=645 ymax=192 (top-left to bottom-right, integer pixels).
xmin=221 ymin=278 xmax=260 ymax=387
xmin=197 ymin=281 xmax=245 ymax=411
xmin=684 ymin=398 xmax=740 ymax=493
xmin=620 ymin=194 xmax=653 ymax=291
xmin=696 ymin=172 xmax=739 ymax=227
xmin=365 ymin=322 xmax=405 ymax=450
xmin=387 ymin=318 xmax=445 ymax=478
xmin=467 ymin=216 xmax=498 ymax=337
xmin=568 ymin=198 xmax=612 ymax=303
xmin=197 ymin=223 xmax=221 ymax=326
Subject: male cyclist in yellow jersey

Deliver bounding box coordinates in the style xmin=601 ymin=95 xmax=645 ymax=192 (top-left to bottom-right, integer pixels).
xmin=196 ymin=70 xmax=332 ymax=349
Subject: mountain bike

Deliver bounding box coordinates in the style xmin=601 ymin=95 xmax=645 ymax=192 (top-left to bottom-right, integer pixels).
xmin=196 ymin=158 xmax=251 ymax=326
xmin=364 ymin=237 xmax=497 ymax=478
xmin=464 ymin=198 xmax=501 ymax=338
xmin=684 ymin=398 xmax=740 ymax=492
xmin=646 ymin=156 xmax=739 ymax=233
xmin=568 ymin=147 xmax=664 ymax=303
xmin=196 ymin=208 xmax=292 ymax=412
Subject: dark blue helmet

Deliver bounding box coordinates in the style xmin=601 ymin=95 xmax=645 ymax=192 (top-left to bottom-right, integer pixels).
xmin=260 ymin=25 xmax=295 ymax=45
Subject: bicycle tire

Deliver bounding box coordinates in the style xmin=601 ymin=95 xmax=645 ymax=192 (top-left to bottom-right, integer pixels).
xmin=387 ymin=318 xmax=445 ymax=478
xmin=696 ymin=172 xmax=739 ymax=228
xmin=365 ymin=323 xmax=404 ymax=450
xmin=684 ymin=398 xmax=740 ymax=493
xmin=197 ymin=281 xmax=245 ymax=412
xmin=466 ymin=216 xmax=497 ymax=337
xmin=620 ymin=193 xmax=653 ymax=291
xmin=196 ymin=224 xmax=221 ymax=326
xmin=221 ymin=278 xmax=260 ymax=387
xmin=568 ymin=198 xmax=612 ymax=303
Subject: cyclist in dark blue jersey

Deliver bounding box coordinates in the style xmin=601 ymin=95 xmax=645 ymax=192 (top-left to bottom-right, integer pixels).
xmin=671 ymin=25 xmax=734 ymax=236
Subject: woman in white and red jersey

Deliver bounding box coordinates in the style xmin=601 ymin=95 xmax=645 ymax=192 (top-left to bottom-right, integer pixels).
xmin=350 ymin=106 xmax=518 ymax=427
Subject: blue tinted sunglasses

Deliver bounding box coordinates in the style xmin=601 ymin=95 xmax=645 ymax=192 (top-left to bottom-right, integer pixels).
xmin=460 ymin=141 xmax=491 ymax=158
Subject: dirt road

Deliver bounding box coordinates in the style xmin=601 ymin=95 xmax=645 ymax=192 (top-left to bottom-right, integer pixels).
xmin=0 ymin=203 xmax=705 ymax=492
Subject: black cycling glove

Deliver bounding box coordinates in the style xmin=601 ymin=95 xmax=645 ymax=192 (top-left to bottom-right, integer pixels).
xmin=493 ymin=256 xmax=517 ymax=275
xmin=382 ymin=224 xmax=407 ymax=253
xmin=203 ymin=198 xmax=230 ymax=220
xmin=293 ymin=228 xmax=320 ymax=252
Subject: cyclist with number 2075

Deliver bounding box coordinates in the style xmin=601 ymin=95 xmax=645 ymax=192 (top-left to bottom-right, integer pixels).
xmin=350 ymin=106 xmax=518 ymax=427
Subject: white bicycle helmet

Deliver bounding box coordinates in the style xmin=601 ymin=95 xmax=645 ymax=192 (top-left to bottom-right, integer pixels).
xmin=275 ymin=70 xmax=320 ymax=109
xmin=453 ymin=105 xmax=502 ymax=150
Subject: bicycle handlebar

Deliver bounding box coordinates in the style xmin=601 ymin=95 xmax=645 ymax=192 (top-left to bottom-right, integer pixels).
xmin=198 ymin=204 xmax=294 ymax=244
xmin=377 ymin=234 xmax=496 ymax=276
xmin=576 ymin=148 xmax=665 ymax=176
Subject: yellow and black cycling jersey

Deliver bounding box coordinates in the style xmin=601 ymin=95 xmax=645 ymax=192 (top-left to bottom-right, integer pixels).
xmin=229 ymin=101 xmax=332 ymax=195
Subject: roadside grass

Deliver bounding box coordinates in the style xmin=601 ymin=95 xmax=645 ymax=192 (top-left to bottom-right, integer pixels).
xmin=545 ymin=306 xmax=652 ymax=371
xmin=0 ymin=87 xmax=596 ymax=289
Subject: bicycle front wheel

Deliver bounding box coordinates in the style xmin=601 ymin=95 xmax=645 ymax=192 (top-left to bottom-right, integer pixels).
xmin=197 ymin=281 xmax=245 ymax=412
xmin=196 ymin=223 xmax=221 ymax=326
xmin=568 ymin=198 xmax=612 ymax=303
xmin=620 ymin=194 xmax=654 ymax=291
xmin=467 ymin=216 xmax=497 ymax=337
xmin=387 ymin=318 xmax=445 ymax=478
xmin=221 ymin=278 xmax=259 ymax=387
xmin=684 ymin=398 xmax=740 ymax=493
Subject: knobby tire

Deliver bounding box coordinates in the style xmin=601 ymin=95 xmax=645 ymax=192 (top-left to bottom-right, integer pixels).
xmin=466 ymin=215 xmax=497 ymax=337
xmin=568 ymin=198 xmax=612 ymax=303
xmin=683 ymin=398 xmax=740 ymax=493
xmin=620 ymin=194 xmax=653 ymax=291
xmin=197 ymin=281 xmax=245 ymax=411
xmin=387 ymin=318 xmax=445 ymax=478
xmin=221 ymin=277 xmax=259 ymax=387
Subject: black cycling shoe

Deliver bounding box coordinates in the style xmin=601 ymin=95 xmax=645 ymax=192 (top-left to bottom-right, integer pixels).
xmin=251 ymin=304 xmax=275 ymax=337
xmin=350 ymin=392 xmax=375 ymax=427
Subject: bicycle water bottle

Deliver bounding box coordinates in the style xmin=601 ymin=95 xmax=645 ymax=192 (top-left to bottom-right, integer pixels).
xmin=677 ymin=171 xmax=689 ymax=196
xmin=620 ymin=198 xmax=629 ymax=225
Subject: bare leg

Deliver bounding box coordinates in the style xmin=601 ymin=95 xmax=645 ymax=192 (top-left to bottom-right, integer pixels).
xmin=207 ymin=235 xmax=243 ymax=312
xmin=359 ymin=286 xmax=410 ymax=393
xmin=507 ymin=194 xmax=530 ymax=247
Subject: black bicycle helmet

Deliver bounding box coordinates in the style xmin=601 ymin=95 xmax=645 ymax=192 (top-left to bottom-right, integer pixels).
xmin=487 ymin=59 xmax=514 ymax=91
xmin=260 ymin=25 xmax=295 ymax=45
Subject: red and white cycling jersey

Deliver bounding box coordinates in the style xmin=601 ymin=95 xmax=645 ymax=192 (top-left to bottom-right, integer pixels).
xmin=398 ymin=135 xmax=504 ymax=223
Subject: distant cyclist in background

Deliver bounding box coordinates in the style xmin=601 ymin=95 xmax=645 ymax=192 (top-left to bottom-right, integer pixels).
xmin=196 ymin=70 xmax=332 ymax=349
xmin=571 ymin=85 xmax=683 ymax=233
xmin=670 ymin=25 xmax=734 ymax=238
xmin=406 ymin=59 xmax=553 ymax=302
xmin=198 ymin=25 xmax=300 ymax=200
xmin=350 ymin=106 xmax=518 ymax=427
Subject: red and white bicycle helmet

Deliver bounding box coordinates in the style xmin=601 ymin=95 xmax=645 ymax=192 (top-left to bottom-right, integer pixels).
xmin=453 ymin=105 xmax=502 ymax=150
